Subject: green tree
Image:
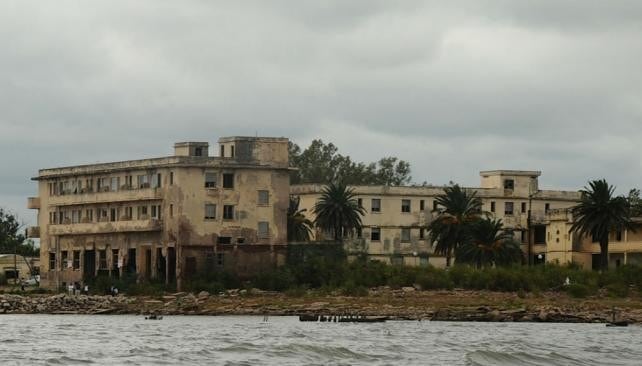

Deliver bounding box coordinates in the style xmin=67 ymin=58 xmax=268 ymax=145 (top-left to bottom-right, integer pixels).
xmin=627 ymin=188 xmax=642 ymax=216
xmin=570 ymin=180 xmax=635 ymax=271
xmin=456 ymin=218 xmax=522 ymax=268
xmin=313 ymin=183 xmax=365 ymax=241
xmin=287 ymin=196 xmax=313 ymax=242
xmin=428 ymin=185 xmax=482 ymax=266
xmin=289 ymin=140 xmax=412 ymax=185
xmin=0 ymin=208 xmax=26 ymax=254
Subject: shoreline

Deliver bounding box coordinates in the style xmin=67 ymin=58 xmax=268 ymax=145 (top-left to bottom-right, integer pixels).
xmin=2 ymin=289 xmax=641 ymax=323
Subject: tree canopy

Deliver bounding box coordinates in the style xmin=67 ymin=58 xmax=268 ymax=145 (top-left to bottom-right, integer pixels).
xmin=0 ymin=208 xmax=39 ymax=257
xmin=289 ymin=140 xmax=411 ymax=186
xmin=313 ymin=183 xmax=365 ymax=241
xmin=571 ymin=180 xmax=635 ymax=271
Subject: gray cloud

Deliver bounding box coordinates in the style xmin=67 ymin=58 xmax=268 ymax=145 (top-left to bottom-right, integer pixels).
xmin=2 ymin=0 xmax=642 ymax=225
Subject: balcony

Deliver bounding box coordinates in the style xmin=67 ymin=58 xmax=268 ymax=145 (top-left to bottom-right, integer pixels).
xmin=27 ymin=197 xmax=40 ymax=209
xmin=26 ymin=226 xmax=40 ymax=238
xmin=48 ymin=219 xmax=162 ymax=236
xmin=47 ymin=188 xmax=162 ymax=207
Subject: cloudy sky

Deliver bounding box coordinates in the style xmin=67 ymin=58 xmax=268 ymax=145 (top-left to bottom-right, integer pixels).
xmin=2 ymin=1 xmax=642 ymax=226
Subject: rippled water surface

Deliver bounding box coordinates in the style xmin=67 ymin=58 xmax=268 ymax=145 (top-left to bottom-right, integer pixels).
xmin=1 ymin=315 xmax=641 ymax=365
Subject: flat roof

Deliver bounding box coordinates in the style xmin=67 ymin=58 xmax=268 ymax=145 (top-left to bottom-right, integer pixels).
xmin=480 ymin=170 xmax=541 ymax=177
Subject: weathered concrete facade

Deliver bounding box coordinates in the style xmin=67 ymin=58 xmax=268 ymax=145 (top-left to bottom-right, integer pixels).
xmin=291 ymin=170 xmax=582 ymax=267
xmin=27 ymin=137 xmax=290 ymax=290
xmin=545 ymin=209 xmax=642 ymax=270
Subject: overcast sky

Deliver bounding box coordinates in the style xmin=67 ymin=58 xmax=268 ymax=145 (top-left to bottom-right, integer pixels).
xmin=2 ymin=1 xmax=642 ymax=226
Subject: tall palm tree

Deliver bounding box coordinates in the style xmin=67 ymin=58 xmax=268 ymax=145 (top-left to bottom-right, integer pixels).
xmin=313 ymin=182 xmax=365 ymax=241
xmin=570 ymin=179 xmax=635 ymax=271
xmin=287 ymin=196 xmax=313 ymax=242
xmin=456 ymin=218 xmax=522 ymax=268
xmin=428 ymin=185 xmax=482 ymax=266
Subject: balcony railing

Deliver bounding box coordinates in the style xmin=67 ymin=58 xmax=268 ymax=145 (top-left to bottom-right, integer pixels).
xmin=27 ymin=197 xmax=40 ymax=209
xmin=26 ymin=226 xmax=40 ymax=238
xmin=48 ymin=219 xmax=162 ymax=235
xmin=47 ymin=188 xmax=162 ymax=207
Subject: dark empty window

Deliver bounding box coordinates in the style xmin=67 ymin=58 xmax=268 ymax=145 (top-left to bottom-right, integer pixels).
xmin=545 ymin=203 xmax=550 ymax=212
xmin=357 ymin=198 xmax=363 ymax=208
xmin=534 ymin=226 xmax=546 ymax=244
xmin=616 ymin=230 xmax=623 ymax=242
xmin=73 ymin=251 xmax=80 ymax=270
xmin=420 ymin=200 xmax=425 ymax=211
xmin=371 ymin=227 xmax=381 ymax=241
xmin=237 ymin=237 xmax=245 ymax=244
xmin=49 ymin=253 xmax=56 ymax=271
xmin=223 ymin=173 xmax=234 ymax=189
xmin=220 ymin=145 xmax=225 ymax=157
xmin=504 ymin=179 xmax=515 ymax=190
xmin=169 ymin=171 xmax=174 ymax=185
xmin=419 ymin=228 xmax=425 ymax=239
xmin=401 ymin=199 xmax=411 ymax=213
xmin=231 ymin=145 xmax=235 ymax=158
xmin=490 ymin=201 xmax=496 ymax=213
xmin=217 ymin=236 xmax=232 ymax=244
xmin=521 ymin=202 xmax=527 ymax=213
xmin=223 ymin=205 xmax=234 ymax=220
xmin=194 ymin=147 xmax=203 ymax=157
xmin=99 ymin=250 xmax=107 ymax=269
xmin=433 ymin=201 xmax=438 ymax=211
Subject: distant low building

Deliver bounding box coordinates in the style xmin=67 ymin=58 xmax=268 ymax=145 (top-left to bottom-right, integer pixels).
xmin=292 ymin=170 xmax=582 ymax=267
xmin=27 ymin=136 xmax=290 ymax=290
xmin=0 ymin=254 xmax=39 ymax=282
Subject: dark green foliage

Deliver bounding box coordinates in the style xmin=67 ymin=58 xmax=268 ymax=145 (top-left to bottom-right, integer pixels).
xmin=570 ymin=180 xmax=635 ymax=271
xmin=252 ymin=267 xmax=295 ymax=292
xmin=313 ymin=183 xmax=365 ymax=241
xmin=428 ymin=185 xmax=482 ymax=266
xmin=289 ymin=140 xmax=412 ymax=186
xmin=456 ymin=218 xmax=523 ymax=268
xmin=565 ymin=283 xmax=594 ymax=298
xmin=0 ymin=273 xmax=6 ymax=286
xmin=287 ymin=196 xmax=313 ymax=242
xmin=0 ymin=208 xmax=39 ymax=257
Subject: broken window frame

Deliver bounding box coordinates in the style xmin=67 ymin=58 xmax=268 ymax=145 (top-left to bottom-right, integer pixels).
xmin=504 ymin=179 xmax=515 ymax=190
xmin=401 ymin=199 xmax=411 ymax=213
xmin=371 ymin=198 xmax=381 ymax=213
xmin=401 ymin=228 xmax=411 ymax=242
xmin=504 ymin=202 xmax=514 ymax=216
xmin=223 ymin=205 xmax=234 ymax=220
xmin=258 ymin=221 xmax=270 ymax=238
xmin=73 ymin=251 xmax=80 ymax=270
xmin=204 ymin=172 xmax=217 ymax=188
xmin=204 ymin=204 xmax=217 ymax=220
xmin=258 ymin=190 xmax=269 ymax=205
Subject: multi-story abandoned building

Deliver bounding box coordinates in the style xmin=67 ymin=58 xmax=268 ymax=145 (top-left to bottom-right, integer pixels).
xmin=26 ymin=136 xmax=290 ymax=290
xmin=291 ymin=170 xmax=582 ymax=267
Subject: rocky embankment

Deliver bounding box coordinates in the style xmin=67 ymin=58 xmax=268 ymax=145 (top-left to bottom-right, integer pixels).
xmin=2 ymin=288 xmax=641 ymax=323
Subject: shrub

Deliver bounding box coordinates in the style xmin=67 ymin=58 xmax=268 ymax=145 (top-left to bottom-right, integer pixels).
xmin=565 ymin=283 xmax=594 ymax=298
xmin=415 ymin=270 xmax=453 ymax=290
xmin=341 ymin=280 xmax=368 ymax=297
xmin=605 ymin=283 xmax=629 ymax=298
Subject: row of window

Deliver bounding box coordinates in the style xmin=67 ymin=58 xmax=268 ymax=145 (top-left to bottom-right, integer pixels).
xmin=50 ymin=249 xmax=117 ymax=271
xmin=50 ymin=204 xmax=165 ymax=224
xmin=366 ymin=227 xmax=426 ymax=242
xmin=356 ymin=198 xmax=551 ymax=215
xmin=489 ymin=201 xmax=551 ymax=215
xmin=48 ymin=173 xmax=170 ymax=196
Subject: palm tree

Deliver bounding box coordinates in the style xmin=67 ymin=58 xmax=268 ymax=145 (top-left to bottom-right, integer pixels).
xmin=456 ymin=218 xmax=522 ymax=268
xmin=428 ymin=185 xmax=482 ymax=266
xmin=570 ymin=179 xmax=635 ymax=271
xmin=313 ymin=182 xmax=365 ymax=241
xmin=287 ymin=196 xmax=313 ymax=242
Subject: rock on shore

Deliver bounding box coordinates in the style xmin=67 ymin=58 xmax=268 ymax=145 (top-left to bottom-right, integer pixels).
xmin=1 ymin=289 xmax=641 ymax=324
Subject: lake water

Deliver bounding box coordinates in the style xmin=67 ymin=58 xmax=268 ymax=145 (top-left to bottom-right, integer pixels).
xmin=0 ymin=315 xmax=640 ymax=365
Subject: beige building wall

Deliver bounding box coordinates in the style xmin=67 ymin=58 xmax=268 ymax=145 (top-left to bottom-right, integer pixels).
xmin=28 ymin=137 xmax=290 ymax=290
xmin=291 ymin=170 xmax=581 ymax=267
